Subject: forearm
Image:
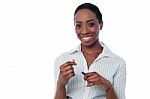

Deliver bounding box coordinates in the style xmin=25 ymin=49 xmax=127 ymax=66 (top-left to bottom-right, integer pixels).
xmin=106 ymin=86 xmax=118 ymax=99
xmin=54 ymin=84 xmax=67 ymax=99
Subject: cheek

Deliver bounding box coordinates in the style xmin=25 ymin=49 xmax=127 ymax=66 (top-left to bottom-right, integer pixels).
xmin=75 ymin=29 xmax=81 ymax=35
xmin=90 ymin=27 xmax=98 ymax=34
xmin=92 ymin=25 xmax=100 ymax=33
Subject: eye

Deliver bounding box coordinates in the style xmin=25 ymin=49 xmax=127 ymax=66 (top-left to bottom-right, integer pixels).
xmin=75 ymin=24 xmax=81 ymax=29
xmin=88 ymin=22 xmax=95 ymax=27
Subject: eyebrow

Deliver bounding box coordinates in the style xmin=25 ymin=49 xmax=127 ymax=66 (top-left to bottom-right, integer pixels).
xmin=87 ymin=19 xmax=96 ymax=23
xmin=75 ymin=19 xmax=96 ymax=24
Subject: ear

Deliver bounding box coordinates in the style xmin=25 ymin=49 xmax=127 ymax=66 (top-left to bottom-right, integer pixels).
xmin=100 ymin=21 xmax=103 ymax=30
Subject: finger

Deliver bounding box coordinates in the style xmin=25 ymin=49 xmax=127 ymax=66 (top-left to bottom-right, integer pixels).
xmin=60 ymin=65 xmax=73 ymax=72
xmin=67 ymin=61 xmax=77 ymax=65
xmin=62 ymin=70 xmax=75 ymax=80
xmin=61 ymin=61 xmax=76 ymax=68
xmin=65 ymin=73 xmax=75 ymax=79
xmin=86 ymin=73 xmax=104 ymax=83
xmin=87 ymin=77 xmax=100 ymax=83
xmin=61 ymin=68 xmax=74 ymax=76
xmin=65 ymin=69 xmax=75 ymax=76
xmin=84 ymin=73 xmax=92 ymax=80
xmin=87 ymin=74 xmax=97 ymax=80
xmin=87 ymin=82 xmax=94 ymax=87
xmin=67 ymin=59 xmax=77 ymax=65
xmin=84 ymin=72 xmax=97 ymax=80
xmin=60 ymin=61 xmax=76 ymax=69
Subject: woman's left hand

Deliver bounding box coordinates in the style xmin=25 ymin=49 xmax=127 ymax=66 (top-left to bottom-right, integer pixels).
xmin=84 ymin=72 xmax=112 ymax=91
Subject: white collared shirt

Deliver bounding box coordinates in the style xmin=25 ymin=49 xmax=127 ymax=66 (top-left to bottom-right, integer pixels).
xmin=54 ymin=42 xmax=126 ymax=99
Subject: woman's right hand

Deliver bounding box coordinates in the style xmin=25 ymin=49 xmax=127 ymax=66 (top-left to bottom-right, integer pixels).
xmin=57 ymin=59 xmax=76 ymax=87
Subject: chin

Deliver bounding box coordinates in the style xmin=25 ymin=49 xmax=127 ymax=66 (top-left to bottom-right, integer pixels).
xmin=81 ymin=39 xmax=99 ymax=47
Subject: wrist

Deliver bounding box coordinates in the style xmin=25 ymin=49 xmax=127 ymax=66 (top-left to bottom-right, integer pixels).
xmin=105 ymin=85 xmax=118 ymax=99
xmin=57 ymin=83 xmax=66 ymax=89
xmin=57 ymin=80 xmax=67 ymax=87
xmin=106 ymin=84 xmax=113 ymax=92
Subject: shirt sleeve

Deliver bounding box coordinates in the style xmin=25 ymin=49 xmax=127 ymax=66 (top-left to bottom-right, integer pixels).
xmin=54 ymin=57 xmax=61 ymax=90
xmin=113 ymin=60 xmax=126 ymax=99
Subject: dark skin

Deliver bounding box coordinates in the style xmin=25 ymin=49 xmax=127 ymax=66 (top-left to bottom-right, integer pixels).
xmin=81 ymin=41 xmax=103 ymax=68
xmin=54 ymin=9 xmax=118 ymax=99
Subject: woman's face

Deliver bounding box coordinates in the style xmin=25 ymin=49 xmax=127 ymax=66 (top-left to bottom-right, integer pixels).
xmin=74 ymin=9 xmax=102 ymax=47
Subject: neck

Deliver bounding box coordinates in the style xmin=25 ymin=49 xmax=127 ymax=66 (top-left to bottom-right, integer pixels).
xmin=81 ymin=40 xmax=103 ymax=54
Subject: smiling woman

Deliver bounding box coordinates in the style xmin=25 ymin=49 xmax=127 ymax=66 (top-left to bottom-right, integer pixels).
xmin=54 ymin=3 xmax=126 ymax=99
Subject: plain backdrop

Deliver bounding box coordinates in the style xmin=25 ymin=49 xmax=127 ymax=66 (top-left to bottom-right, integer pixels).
xmin=0 ymin=0 xmax=150 ymax=99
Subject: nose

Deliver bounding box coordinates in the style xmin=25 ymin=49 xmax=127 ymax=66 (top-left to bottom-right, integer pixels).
xmin=81 ymin=25 xmax=89 ymax=34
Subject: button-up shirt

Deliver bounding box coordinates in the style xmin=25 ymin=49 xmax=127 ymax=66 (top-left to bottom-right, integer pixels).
xmin=54 ymin=41 xmax=126 ymax=99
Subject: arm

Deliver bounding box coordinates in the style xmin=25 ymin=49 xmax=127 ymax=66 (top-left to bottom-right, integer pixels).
xmin=112 ymin=60 xmax=126 ymax=99
xmin=54 ymin=84 xmax=67 ymax=99
xmin=84 ymin=59 xmax=126 ymax=99
xmin=84 ymin=72 xmax=118 ymax=99
xmin=103 ymin=60 xmax=126 ymax=99
xmin=54 ymin=60 xmax=76 ymax=99
xmin=105 ymin=60 xmax=126 ymax=99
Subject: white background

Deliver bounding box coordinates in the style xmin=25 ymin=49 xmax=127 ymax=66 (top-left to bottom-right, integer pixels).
xmin=0 ymin=0 xmax=150 ymax=99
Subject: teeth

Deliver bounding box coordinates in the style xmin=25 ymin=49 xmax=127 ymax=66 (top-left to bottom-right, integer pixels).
xmin=82 ymin=37 xmax=91 ymax=40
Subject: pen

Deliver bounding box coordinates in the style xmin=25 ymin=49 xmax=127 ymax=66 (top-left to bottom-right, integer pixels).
xmin=81 ymin=71 xmax=86 ymax=75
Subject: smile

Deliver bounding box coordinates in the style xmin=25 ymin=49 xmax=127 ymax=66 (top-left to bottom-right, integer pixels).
xmin=82 ymin=37 xmax=91 ymax=40
xmin=81 ymin=36 xmax=93 ymax=42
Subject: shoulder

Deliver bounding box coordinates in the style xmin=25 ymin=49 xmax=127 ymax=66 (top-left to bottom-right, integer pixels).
xmin=112 ymin=52 xmax=125 ymax=63
xmin=107 ymin=48 xmax=126 ymax=71
xmin=101 ymin=41 xmax=126 ymax=65
xmin=54 ymin=46 xmax=79 ymax=65
xmin=55 ymin=44 xmax=80 ymax=62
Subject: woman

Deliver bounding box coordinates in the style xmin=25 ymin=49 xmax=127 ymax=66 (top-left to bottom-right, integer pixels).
xmin=54 ymin=3 xmax=126 ymax=99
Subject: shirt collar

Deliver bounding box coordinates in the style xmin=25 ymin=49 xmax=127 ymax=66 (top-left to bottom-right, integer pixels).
xmin=69 ymin=41 xmax=115 ymax=58
xmin=98 ymin=41 xmax=115 ymax=58
xmin=69 ymin=44 xmax=81 ymax=54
